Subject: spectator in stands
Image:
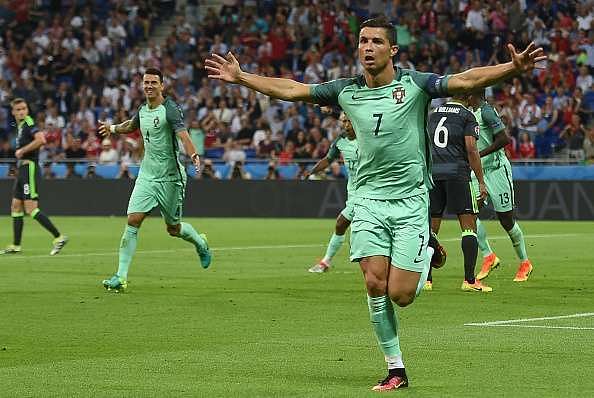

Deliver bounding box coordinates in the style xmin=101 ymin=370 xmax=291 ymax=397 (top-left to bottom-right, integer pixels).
xmin=223 ymin=139 xmax=246 ymax=165
xmin=98 ymin=138 xmax=118 ymax=164
xmin=518 ymin=94 xmax=542 ymax=141
xmin=85 ymin=164 xmax=102 ymax=179
xmin=518 ymin=132 xmax=536 ymax=159
xmin=576 ymin=66 xmax=593 ymax=95
xmin=278 ymin=141 xmax=295 ymax=165
xmin=561 ymin=115 xmax=587 ymax=161
xmin=328 ymin=161 xmax=345 ymax=180
xmin=229 ymin=161 xmax=251 ymax=180
xmin=65 ymin=137 xmax=87 ymax=161
xmin=198 ymin=159 xmax=221 ymax=179
xmin=584 ymin=128 xmax=594 ymax=163
xmin=257 ymin=128 xmax=278 ymax=159
xmin=265 ymin=161 xmax=280 ymax=180
xmin=65 ymin=163 xmax=82 ymax=179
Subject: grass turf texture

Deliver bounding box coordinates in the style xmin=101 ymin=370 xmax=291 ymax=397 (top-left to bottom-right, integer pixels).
xmin=1 ymin=217 xmax=593 ymax=397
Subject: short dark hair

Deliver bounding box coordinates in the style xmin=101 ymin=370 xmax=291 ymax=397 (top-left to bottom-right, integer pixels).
xmin=360 ymin=17 xmax=397 ymax=46
xmin=144 ymin=67 xmax=164 ymax=82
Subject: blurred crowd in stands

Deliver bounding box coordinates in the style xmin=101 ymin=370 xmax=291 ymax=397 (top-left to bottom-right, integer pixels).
xmin=1 ymin=0 xmax=594 ymax=181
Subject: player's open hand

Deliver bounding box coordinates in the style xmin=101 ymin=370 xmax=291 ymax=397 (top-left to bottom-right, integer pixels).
xmin=508 ymin=42 xmax=547 ymax=74
xmin=191 ymin=153 xmax=201 ymax=172
xmin=478 ymin=182 xmax=488 ymax=206
xmin=205 ymin=52 xmax=242 ymax=83
xmin=98 ymin=120 xmax=111 ymax=137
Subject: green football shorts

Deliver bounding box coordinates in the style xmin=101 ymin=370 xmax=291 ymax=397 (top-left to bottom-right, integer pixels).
xmin=340 ymin=197 xmax=355 ymax=222
xmin=127 ymin=179 xmax=185 ymax=225
xmin=349 ymin=192 xmax=429 ymax=273
xmin=472 ymin=162 xmax=515 ymax=213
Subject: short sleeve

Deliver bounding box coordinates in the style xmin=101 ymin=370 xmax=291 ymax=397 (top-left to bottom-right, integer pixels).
xmin=165 ymin=100 xmax=187 ymax=134
xmin=310 ymin=78 xmax=356 ymax=106
xmin=409 ymin=70 xmax=451 ymax=99
xmin=131 ymin=112 xmax=140 ymax=130
xmin=482 ymin=104 xmax=505 ymax=134
xmin=464 ymin=111 xmax=480 ymax=139
xmin=325 ymin=138 xmax=341 ymax=162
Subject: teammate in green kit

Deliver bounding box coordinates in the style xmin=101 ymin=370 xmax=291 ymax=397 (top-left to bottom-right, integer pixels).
xmin=98 ymin=68 xmax=211 ymax=292
xmin=305 ymin=112 xmax=358 ymax=273
xmin=469 ymin=91 xmax=535 ymax=282
xmin=206 ymin=16 xmax=545 ymax=391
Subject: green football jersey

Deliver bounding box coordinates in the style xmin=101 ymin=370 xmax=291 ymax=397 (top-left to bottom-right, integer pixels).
xmin=311 ymin=69 xmax=451 ymax=200
xmin=132 ymin=97 xmax=187 ymax=183
xmin=326 ymin=135 xmax=358 ymax=196
xmin=474 ymin=102 xmax=508 ymax=170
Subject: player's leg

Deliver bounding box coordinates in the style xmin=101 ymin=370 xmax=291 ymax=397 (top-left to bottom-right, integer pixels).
xmin=473 ymin=174 xmax=500 ymax=280
xmin=103 ymin=181 xmax=156 ymax=291
xmin=490 ymin=163 xmax=533 ymax=281
xmin=24 ymin=200 xmax=68 ymax=255
xmin=2 ymin=165 xmax=27 ymax=254
xmin=309 ymin=203 xmax=352 ymax=273
xmin=1 ymin=198 xmax=25 ymax=254
xmin=496 ymin=210 xmax=533 ymax=281
xmin=426 ymin=182 xmax=446 ymax=289
xmin=458 ymin=214 xmax=492 ymax=292
xmin=350 ymin=198 xmax=408 ymax=391
xmin=160 ymin=181 xmax=211 ymax=269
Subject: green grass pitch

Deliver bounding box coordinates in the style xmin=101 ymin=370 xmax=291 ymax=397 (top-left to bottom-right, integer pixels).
xmin=1 ymin=217 xmax=593 ymax=397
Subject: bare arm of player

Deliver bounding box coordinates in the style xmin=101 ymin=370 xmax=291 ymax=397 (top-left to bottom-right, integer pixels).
xmin=479 ymin=131 xmax=510 ymax=158
xmin=302 ymin=158 xmax=330 ymax=179
xmin=447 ymin=43 xmax=547 ymax=94
xmin=206 ymin=52 xmax=314 ymax=102
xmin=465 ymin=136 xmax=487 ymax=203
xmin=15 ymin=132 xmax=47 ymax=159
xmin=178 ymin=130 xmax=200 ymax=170
xmin=98 ymin=119 xmax=138 ymax=137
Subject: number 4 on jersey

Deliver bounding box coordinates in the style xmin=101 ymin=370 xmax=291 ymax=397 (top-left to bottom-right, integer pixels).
xmin=433 ymin=116 xmax=449 ymax=148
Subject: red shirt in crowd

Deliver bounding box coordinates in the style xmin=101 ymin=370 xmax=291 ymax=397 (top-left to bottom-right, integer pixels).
xmin=519 ymin=141 xmax=535 ymax=159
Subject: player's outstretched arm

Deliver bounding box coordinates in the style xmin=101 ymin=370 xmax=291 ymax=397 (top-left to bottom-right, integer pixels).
xmin=447 ymin=42 xmax=547 ymax=94
xmin=205 ymin=52 xmax=314 ymax=102
xmin=98 ymin=119 xmax=138 ymax=137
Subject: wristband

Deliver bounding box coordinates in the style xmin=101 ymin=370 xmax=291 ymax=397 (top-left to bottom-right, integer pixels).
xmin=109 ymin=125 xmax=116 ymax=134
xmin=191 ymin=153 xmax=199 ymax=160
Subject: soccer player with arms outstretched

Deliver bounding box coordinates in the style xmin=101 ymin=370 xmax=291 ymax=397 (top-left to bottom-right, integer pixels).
xmin=425 ymin=94 xmax=490 ymax=292
xmin=306 ymin=112 xmax=358 ymax=273
xmin=469 ymin=91 xmax=535 ymax=282
xmin=206 ymin=17 xmax=545 ymax=391
xmin=99 ymin=68 xmax=212 ymax=292
xmin=1 ymin=98 xmax=68 ymax=256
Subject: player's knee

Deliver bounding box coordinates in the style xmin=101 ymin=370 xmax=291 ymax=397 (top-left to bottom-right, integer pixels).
xmin=391 ymin=292 xmax=415 ymax=307
xmin=127 ymin=215 xmax=143 ymax=228
xmin=364 ymin=276 xmax=387 ymax=296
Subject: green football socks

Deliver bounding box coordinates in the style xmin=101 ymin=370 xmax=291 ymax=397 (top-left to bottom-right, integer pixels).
xmin=322 ymin=233 xmax=345 ymax=264
xmin=508 ymin=223 xmax=528 ymax=261
xmin=179 ymin=222 xmax=206 ymax=250
xmin=367 ymin=295 xmax=401 ymax=359
xmin=476 ymin=219 xmax=493 ymax=257
xmin=117 ymin=225 xmax=138 ymax=280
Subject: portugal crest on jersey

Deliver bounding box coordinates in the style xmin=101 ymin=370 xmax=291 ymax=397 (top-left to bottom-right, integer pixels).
xmin=392 ymin=87 xmax=406 ymax=104
xmin=153 ymin=116 xmax=160 ymax=128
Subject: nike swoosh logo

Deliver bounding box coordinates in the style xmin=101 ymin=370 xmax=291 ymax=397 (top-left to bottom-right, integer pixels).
xmin=413 ymin=258 xmax=424 ymax=264
xmin=351 ymin=94 xmax=386 ymax=101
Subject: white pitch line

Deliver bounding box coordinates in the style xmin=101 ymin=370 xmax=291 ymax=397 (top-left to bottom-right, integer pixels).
xmin=0 ymin=232 xmax=589 ymax=261
xmin=466 ymin=324 xmax=594 ymax=331
xmin=465 ymin=312 xmax=594 ymax=327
